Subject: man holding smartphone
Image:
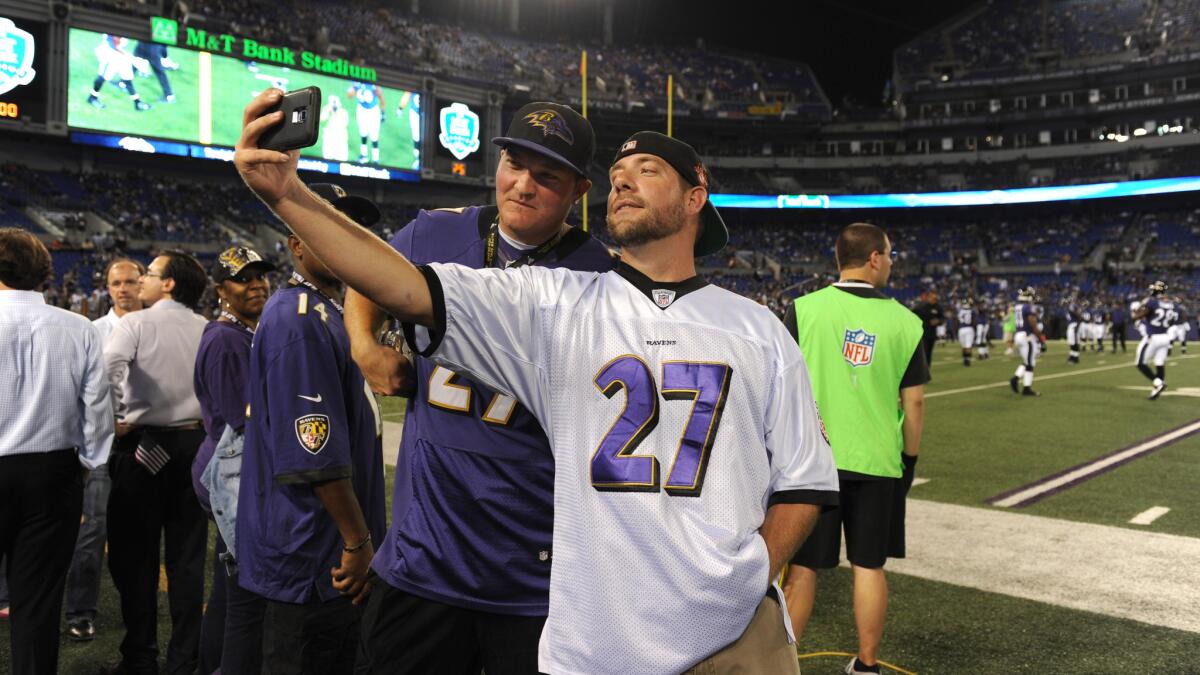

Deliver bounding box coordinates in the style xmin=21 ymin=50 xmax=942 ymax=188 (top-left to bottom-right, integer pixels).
xmin=346 ymin=102 xmax=615 ymax=674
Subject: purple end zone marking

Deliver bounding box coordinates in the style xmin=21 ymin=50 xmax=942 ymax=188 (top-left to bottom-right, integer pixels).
xmin=985 ymin=418 xmax=1200 ymax=508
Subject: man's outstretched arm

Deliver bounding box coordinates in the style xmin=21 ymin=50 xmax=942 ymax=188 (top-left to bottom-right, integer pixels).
xmin=234 ymin=88 xmax=434 ymax=326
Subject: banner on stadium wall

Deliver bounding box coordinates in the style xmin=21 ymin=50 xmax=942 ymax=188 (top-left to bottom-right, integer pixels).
xmin=710 ymin=176 xmax=1200 ymax=209
xmin=149 ymin=17 xmax=376 ymax=82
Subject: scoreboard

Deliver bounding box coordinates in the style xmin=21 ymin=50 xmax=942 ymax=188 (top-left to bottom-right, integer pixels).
xmin=0 ymin=16 xmax=48 ymax=125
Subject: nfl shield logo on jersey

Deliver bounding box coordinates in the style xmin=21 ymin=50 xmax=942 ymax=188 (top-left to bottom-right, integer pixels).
xmin=842 ymin=328 xmax=876 ymax=367
xmin=652 ymin=289 xmax=677 ymax=308
xmin=438 ymin=102 xmax=481 ymax=160
xmin=0 ymin=18 xmax=37 ymax=97
xmin=295 ymin=414 xmax=330 ymax=454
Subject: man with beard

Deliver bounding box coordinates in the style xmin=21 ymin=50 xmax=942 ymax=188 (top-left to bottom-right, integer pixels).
xmin=235 ymin=89 xmax=838 ymax=675
xmin=66 ymin=258 xmax=145 ymax=643
xmin=346 ymin=103 xmax=614 ymax=674
xmin=192 ymin=246 xmax=275 ymax=675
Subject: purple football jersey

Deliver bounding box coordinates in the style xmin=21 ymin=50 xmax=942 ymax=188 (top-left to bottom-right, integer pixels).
xmin=371 ymin=205 xmax=615 ymax=614
xmin=237 ymin=284 xmax=386 ymax=604
xmin=192 ymin=320 xmax=253 ymax=511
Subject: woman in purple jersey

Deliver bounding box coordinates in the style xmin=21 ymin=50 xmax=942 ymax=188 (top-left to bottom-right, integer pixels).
xmin=193 ymin=246 xmax=274 ymax=675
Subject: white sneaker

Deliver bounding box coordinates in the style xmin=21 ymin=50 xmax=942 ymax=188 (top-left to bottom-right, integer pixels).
xmin=1150 ymin=381 xmax=1166 ymax=400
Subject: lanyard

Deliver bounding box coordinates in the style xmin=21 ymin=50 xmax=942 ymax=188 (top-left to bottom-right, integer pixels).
xmin=290 ymin=271 xmax=344 ymax=314
xmin=483 ymin=216 xmax=567 ymax=270
xmin=219 ymin=310 xmax=255 ymax=335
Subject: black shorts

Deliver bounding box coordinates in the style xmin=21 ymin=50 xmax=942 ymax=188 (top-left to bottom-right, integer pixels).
xmin=791 ymin=476 xmax=897 ymax=570
xmin=356 ymin=578 xmax=546 ymax=675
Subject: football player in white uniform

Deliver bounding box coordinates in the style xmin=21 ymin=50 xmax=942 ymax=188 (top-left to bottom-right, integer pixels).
xmin=235 ymin=90 xmax=838 ymax=675
xmin=1011 ymin=287 xmax=1045 ymax=397
xmin=87 ymin=35 xmax=151 ymax=111
xmin=955 ymin=299 xmax=975 ymax=367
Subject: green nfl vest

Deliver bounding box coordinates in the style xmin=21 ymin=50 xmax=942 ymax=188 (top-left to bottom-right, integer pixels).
xmin=793 ymin=286 xmax=924 ymax=477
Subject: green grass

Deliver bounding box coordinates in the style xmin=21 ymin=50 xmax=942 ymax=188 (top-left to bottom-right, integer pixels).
xmin=917 ymin=340 xmax=1200 ymax=538
xmin=799 ymin=567 xmax=1196 ymax=673
xmin=67 ymin=28 xmax=419 ymax=171
xmin=3 ymin=341 xmax=1197 ymax=673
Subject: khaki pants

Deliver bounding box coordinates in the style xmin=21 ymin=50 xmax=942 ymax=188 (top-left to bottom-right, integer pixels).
xmin=682 ymin=593 xmax=800 ymax=675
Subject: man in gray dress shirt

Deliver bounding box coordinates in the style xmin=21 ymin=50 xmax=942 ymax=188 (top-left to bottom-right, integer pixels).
xmin=66 ymin=257 xmax=145 ymax=643
xmin=0 ymin=228 xmax=114 ymax=675
xmin=103 ymin=249 xmax=210 ymax=675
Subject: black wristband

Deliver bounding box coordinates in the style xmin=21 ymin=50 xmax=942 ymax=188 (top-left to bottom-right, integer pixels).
xmin=902 ymin=453 xmax=918 ymax=470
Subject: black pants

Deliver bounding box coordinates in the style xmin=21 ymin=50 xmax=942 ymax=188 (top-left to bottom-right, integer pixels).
xmin=0 ymin=450 xmax=83 ymax=675
xmin=107 ymin=428 xmax=208 ymax=675
xmin=201 ymin=532 xmax=268 ymax=675
xmin=199 ymin=531 xmax=229 ymax=675
xmin=1112 ymin=322 xmax=1127 ymax=352
xmin=356 ymin=579 xmax=546 ymax=675
xmin=263 ymin=595 xmax=361 ymax=675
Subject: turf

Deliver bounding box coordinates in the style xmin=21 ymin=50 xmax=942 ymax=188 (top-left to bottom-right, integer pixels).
xmin=798 ymin=567 xmax=1197 ymax=673
xmin=917 ymin=340 xmax=1200 ymax=538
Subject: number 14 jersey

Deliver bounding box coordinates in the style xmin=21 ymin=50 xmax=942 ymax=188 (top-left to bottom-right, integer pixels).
xmin=408 ymin=260 xmax=839 ymax=675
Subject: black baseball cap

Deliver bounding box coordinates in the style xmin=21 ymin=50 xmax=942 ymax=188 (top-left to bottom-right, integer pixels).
xmin=611 ymin=131 xmax=728 ymax=258
xmin=309 ymin=183 xmax=381 ymax=227
xmin=492 ymin=102 xmax=595 ymax=177
xmin=212 ymin=246 xmax=275 ymax=283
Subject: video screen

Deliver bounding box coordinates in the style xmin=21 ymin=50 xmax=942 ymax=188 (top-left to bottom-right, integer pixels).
xmin=67 ymin=28 xmax=421 ymax=173
xmin=0 ymin=16 xmax=49 ymax=124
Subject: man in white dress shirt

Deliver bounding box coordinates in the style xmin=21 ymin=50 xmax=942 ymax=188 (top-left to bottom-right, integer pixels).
xmin=66 ymin=258 xmax=145 ymax=642
xmin=0 ymin=228 xmax=114 ymax=675
xmin=103 ymin=249 xmax=210 ymax=675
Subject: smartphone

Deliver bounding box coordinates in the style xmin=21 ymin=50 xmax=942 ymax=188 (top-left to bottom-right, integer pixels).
xmin=257 ymin=86 xmax=321 ymax=151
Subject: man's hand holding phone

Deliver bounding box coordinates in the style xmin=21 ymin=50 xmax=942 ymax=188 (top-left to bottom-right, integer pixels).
xmin=235 ymin=89 xmax=303 ymax=207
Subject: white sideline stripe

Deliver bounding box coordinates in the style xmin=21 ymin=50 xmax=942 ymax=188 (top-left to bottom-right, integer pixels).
xmin=926 ymin=354 xmax=1199 ymax=398
xmin=1130 ymin=506 xmax=1171 ymax=525
xmin=889 ymin=500 xmax=1200 ymax=634
xmin=911 ymin=477 xmax=930 ymax=487
xmin=992 ymin=420 xmax=1200 ymax=507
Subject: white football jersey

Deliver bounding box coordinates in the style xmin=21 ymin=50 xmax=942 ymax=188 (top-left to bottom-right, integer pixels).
xmin=410 ymin=261 xmax=838 ymax=675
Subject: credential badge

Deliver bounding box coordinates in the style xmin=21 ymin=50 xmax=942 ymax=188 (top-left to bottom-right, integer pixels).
xmin=842 ymin=328 xmax=876 ymax=367
xmin=438 ymin=102 xmax=481 ymax=161
xmin=0 ymin=18 xmax=37 ymax=97
xmin=295 ymin=414 xmax=330 ymax=455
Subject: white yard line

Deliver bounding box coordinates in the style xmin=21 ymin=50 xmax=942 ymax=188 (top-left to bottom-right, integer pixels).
xmin=926 ymin=355 xmax=1199 ymax=398
xmin=990 ymin=420 xmax=1200 ymax=508
xmin=889 ymin=500 xmax=1200 ymax=634
xmin=911 ymin=477 xmax=930 ymax=487
xmin=1130 ymin=506 xmax=1171 ymax=525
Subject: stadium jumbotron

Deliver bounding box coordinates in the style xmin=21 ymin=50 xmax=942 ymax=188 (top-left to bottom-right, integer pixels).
xmin=1 ymin=0 xmax=1198 ymax=673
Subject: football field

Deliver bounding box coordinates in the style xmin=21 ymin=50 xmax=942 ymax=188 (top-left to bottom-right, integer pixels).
xmin=3 ymin=341 xmax=1196 ymax=673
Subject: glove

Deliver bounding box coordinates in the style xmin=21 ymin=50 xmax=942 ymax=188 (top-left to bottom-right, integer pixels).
xmin=900 ymin=453 xmax=918 ymax=496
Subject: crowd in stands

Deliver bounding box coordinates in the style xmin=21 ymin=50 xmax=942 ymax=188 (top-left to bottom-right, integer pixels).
xmin=72 ymin=0 xmax=825 ymax=112
xmin=897 ymin=0 xmax=1200 ymax=82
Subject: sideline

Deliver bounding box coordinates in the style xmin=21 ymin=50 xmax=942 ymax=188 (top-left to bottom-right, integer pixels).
xmin=888 ymin=499 xmax=1200 ymax=634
